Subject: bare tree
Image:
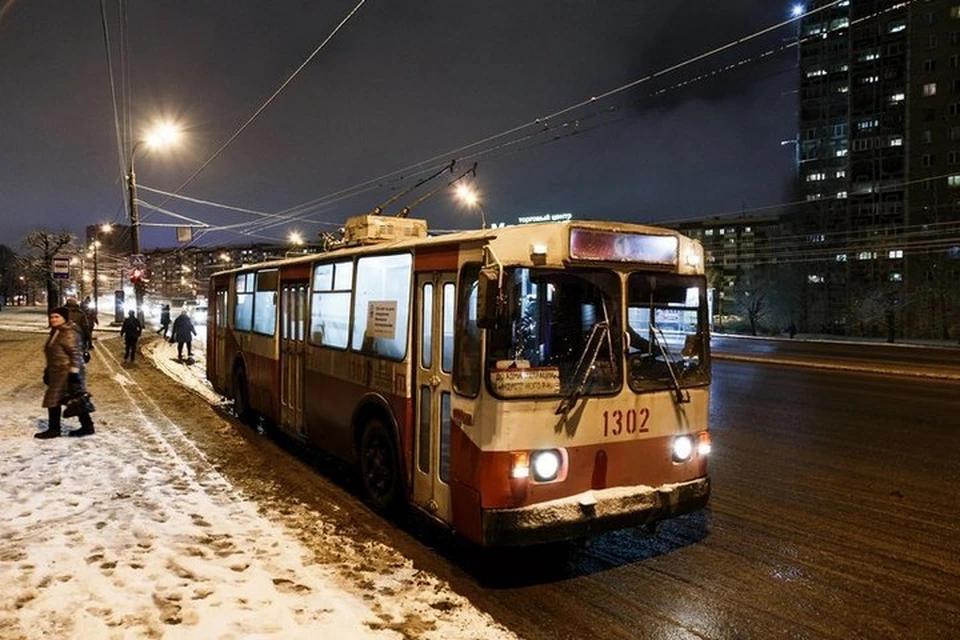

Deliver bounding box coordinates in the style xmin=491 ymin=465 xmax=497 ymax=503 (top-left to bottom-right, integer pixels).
xmin=730 ymin=266 xmax=771 ymax=336
xmin=21 ymin=230 xmax=75 ymax=311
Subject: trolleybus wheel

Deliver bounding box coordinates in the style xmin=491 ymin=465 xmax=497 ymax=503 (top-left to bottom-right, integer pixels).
xmin=233 ymin=369 xmax=253 ymax=424
xmin=359 ymin=418 xmax=400 ymax=512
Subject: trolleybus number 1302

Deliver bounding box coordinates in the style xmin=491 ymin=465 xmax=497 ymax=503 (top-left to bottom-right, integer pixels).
xmin=602 ymin=408 xmax=650 ymax=437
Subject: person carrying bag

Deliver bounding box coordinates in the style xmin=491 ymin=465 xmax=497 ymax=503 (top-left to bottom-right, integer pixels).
xmin=35 ymin=307 xmax=96 ymax=439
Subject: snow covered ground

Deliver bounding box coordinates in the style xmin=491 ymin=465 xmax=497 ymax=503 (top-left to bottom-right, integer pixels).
xmin=0 ymin=307 xmax=516 ymax=640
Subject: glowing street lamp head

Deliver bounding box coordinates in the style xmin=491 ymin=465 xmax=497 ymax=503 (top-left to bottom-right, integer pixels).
xmin=455 ymin=183 xmax=479 ymax=207
xmin=791 ymin=4 xmax=804 ymax=17
xmin=144 ymin=121 xmax=182 ymax=150
xmin=100 ymin=223 xmax=113 ymax=233
xmin=289 ymin=231 xmax=304 ymax=246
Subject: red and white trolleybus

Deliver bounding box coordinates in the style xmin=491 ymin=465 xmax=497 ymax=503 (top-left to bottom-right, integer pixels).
xmin=207 ymin=215 xmax=711 ymax=546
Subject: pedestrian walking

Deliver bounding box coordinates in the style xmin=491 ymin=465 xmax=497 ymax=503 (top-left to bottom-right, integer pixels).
xmin=120 ymin=310 xmax=143 ymax=362
xmin=171 ymin=309 xmax=197 ymax=360
xmin=83 ymin=296 xmax=99 ymax=339
xmin=35 ymin=307 xmax=95 ymax=439
xmin=64 ymin=297 xmax=93 ymax=352
xmin=157 ymin=304 xmax=171 ymax=337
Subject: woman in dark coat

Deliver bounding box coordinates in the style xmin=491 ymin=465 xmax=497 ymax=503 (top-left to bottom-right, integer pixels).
xmin=35 ymin=307 xmax=95 ymax=439
xmin=171 ymin=309 xmax=197 ymax=360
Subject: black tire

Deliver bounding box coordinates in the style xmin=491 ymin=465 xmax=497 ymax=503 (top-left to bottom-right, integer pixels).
xmin=359 ymin=418 xmax=401 ymax=513
xmin=233 ymin=369 xmax=253 ymax=424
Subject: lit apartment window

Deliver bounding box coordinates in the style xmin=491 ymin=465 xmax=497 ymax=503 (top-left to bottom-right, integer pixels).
xmin=950 ymin=6 xmax=960 ymax=19
xmin=836 ymin=191 xmax=848 ymax=199
xmin=806 ymin=69 xmax=828 ymax=78
xmin=719 ymin=229 xmax=725 ymax=235
xmin=807 ymin=275 xmax=825 ymax=284
xmin=889 ymin=273 xmax=903 ymax=282
xmin=807 ymin=172 xmax=827 ymax=181
xmin=889 ymin=137 xmax=903 ymax=147
xmin=838 ymin=86 xmax=849 ymax=93
xmin=888 ymin=249 xmax=903 ymax=259
xmin=744 ymin=227 xmax=752 ymax=233
xmin=830 ymin=18 xmax=849 ymax=30
xmin=857 ymin=119 xmax=879 ymax=130
xmin=836 ymin=148 xmax=849 ymax=157
xmin=835 ymin=169 xmax=846 ymax=178
xmin=835 ymin=64 xmax=849 ymax=72
xmin=858 ymin=252 xmax=876 ymax=260
xmin=888 ymin=21 xmax=906 ymax=33
xmin=889 ymin=92 xmax=905 ymax=102
xmin=948 ymin=174 xmax=960 ymax=187
xmin=923 ymin=83 xmax=938 ymax=96
xmin=860 ymin=75 xmax=879 ymax=84
xmin=705 ymin=229 xmax=714 ymax=236
xmin=836 ymin=254 xmax=847 ymax=262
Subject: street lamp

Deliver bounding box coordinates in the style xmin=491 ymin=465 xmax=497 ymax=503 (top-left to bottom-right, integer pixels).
xmin=454 ymin=183 xmax=487 ymax=229
xmin=127 ymin=121 xmax=182 ymax=317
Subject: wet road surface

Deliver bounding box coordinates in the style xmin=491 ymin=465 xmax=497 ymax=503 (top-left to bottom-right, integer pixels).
xmin=101 ymin=334 xmax=960 ymax=639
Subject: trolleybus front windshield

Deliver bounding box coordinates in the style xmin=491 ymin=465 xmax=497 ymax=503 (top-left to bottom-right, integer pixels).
xmin=626 ymin=273 xmax=710 ymax=393
xmin=486 ymin=267 xmax=622 ymax=399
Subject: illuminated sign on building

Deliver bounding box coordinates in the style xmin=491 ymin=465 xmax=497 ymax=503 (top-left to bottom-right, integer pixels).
xmin=516 ymin=213 xmax=574 ymax=225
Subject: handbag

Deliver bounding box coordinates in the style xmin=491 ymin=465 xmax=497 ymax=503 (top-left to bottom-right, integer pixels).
xmin=62 ymin=391 xmax=96 ymax=417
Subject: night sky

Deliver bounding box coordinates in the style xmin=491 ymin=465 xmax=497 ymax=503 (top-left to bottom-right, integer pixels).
xmin=0 ymin=1 xmax=800 ymax=250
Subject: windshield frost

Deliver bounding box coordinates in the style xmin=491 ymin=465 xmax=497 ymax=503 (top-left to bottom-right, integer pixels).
xmin=486 ymin=268 xmax=622 ymax=398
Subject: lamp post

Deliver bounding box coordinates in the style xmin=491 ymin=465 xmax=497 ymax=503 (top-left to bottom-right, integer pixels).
xmin=454 ymin=183 xmax=487 ymax=229
xmin=90 ymin=240 xmax=101 ymax=311
xmin=126 ymin=122 xmax=181 ymax=318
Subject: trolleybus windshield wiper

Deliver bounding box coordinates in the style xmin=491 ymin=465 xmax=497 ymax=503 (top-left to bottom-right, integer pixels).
xmin=651 ymin=325 xmax=690 ymax=404
xmin=556 ymin=299 xmax=615 ymax=418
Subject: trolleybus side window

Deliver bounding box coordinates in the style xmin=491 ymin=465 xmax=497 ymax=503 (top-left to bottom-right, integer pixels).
xmin=626 ymin=273 xmax=710 ymax=392
xmin=453 ymin=263 xmax=482 ymax=397
xmin=486 ymin=267 xmax=622 ymax=398
xmin=234 ymin=273 xmax=255 ymax=331
xmin=351 ymin=253 xmax=413 ymax=360
xmin=310 ymin=260 xmax=353 ymax=349
xmin=253 ymin=269 xmax=279 ymax=336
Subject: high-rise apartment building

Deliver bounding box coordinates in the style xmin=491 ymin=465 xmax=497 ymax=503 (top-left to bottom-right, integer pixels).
xmin=796 ymin=0 xmax=960 ymax=339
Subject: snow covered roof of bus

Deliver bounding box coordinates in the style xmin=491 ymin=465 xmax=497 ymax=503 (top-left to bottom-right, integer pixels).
xmin=210 ymin=218 xmax=696 ymax=277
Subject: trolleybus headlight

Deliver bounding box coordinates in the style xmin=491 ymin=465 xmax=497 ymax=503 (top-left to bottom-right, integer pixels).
xmin=698 ymin=432 xmax=712 ymax=456
xmin=531 ymin=449 xmax=562 ymax=482
xmin=672 ymin=436 xmax=694 ymax=463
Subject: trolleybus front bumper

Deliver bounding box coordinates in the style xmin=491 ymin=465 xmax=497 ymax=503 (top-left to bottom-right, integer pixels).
xmin=480 ymin=476 xmax=710 ymax=546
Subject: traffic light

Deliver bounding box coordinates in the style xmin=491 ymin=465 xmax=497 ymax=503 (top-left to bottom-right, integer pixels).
xmin=130 ymin=267 xmax=144 ymax=284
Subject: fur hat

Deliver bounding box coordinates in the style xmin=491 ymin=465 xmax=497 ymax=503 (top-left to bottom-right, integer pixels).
xmin=50 ymin=307 xmax=70 ymax=322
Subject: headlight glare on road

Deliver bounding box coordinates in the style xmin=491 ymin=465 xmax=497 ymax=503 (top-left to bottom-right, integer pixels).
xmin=531 ymin=449 xmax=562 ymax=482
xmin=672 ymin=435 xmax=694 ymax=463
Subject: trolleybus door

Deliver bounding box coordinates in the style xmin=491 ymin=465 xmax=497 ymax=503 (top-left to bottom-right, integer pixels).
xmin=213 ymin=288 xmax=228 ymax=390
xmin=412 ymin=272 xmax=456 ymax=523
xmin=279 ymin=281 xmax=308 ymax=437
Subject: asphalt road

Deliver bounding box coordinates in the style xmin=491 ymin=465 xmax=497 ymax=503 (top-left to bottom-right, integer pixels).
xmin=53 ymin=332 xmax=960 ymax=640
xmin=711 ymin=334 xmax=960 ymax=380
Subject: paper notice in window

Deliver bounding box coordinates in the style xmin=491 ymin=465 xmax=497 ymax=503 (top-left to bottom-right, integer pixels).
xmin=367 ymin=301 xmax=397 ymax=339
xmin=490 ymin=367 xmax=561 ymax=397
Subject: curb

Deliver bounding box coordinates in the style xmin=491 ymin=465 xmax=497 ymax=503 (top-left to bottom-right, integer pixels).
xmin=712 ymin=353 xmax=960 ymax=381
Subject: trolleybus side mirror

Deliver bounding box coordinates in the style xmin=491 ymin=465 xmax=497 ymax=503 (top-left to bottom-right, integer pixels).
xmin=476 ymin=267 xmax=501 ymax=329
